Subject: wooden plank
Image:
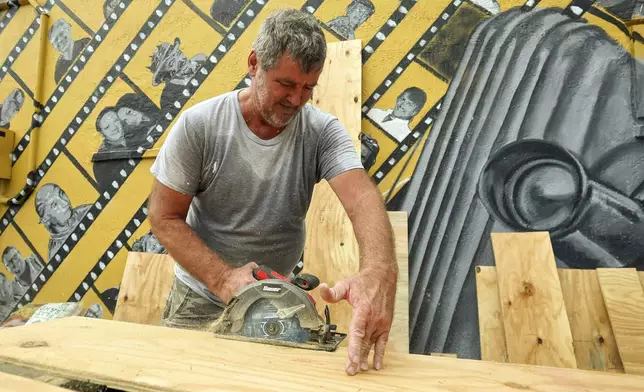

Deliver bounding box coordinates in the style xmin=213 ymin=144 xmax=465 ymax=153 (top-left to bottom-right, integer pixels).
xmin=597 ymin=268 xmax=644 ymax=375
xmin=1 ymin=318 xmax=644 ymax=392
xmin=558 ymin=269 xmax=623 ymax=373
xmin=0 ymin=371 xmax=69 ymax=392
xmin=303 ymin=39 xmax=362 ymax=344
xmin=490 ymin=232 xmax=577 ymax=368
xmin=112 ymin=252 xmax=175 ymax=325
xmin=639 ymin=272 xmax=644 ymax=290
xmin=388 ymin=211 xmax=409 ymax=354
xmin=475 ymin=266 xmax=508 ymax=363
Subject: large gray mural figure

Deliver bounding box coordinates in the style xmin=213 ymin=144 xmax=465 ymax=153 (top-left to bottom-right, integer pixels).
xmin=398 ymin=1 xmax=644 ymax=359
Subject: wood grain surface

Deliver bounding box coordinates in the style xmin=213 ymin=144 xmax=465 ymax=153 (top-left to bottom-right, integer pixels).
xmin=558 ymin=269 xmax=623 ymax=373
xmin=597 ymin=268 xmax=644 ymax=375
xmin=113 ymin=252 xmax=176 ymax=325
xmin=0 ymin=371 xmax=68 ymax=391
xmin=303 ymin=39 xmax=362 ymax=344
xmin=475 ymin=266 xmax=508 ymax=363
xmin=1 ymin=317 xmax=644 ymax=392
xmin=490 ymin=232 xmax=577 ymax=368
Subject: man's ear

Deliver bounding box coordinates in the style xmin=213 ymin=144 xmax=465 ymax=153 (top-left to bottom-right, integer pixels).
xmin=248 ymin=50 xmax=258 ymax=77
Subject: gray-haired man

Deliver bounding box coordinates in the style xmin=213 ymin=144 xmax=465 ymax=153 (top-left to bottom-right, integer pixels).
xmin=149 ymin=8 xmax=397 ymax=376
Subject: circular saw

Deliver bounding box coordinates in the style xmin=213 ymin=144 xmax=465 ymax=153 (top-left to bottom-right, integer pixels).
xmin=209 ymin=265 xmax=347 ymax=352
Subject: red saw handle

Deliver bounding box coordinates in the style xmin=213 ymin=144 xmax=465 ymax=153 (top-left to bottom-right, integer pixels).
xmin=252 ymin=265 xmax=289 ymax=281
xmin=252 ymin=265 xmax=318 ymax=305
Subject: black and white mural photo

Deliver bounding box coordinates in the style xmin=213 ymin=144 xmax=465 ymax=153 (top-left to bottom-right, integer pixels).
xmin=2 ymin=246 xmax=44 ymax=290
xmin=0 ymin=88 xmax=25 ymax=130
xmin=35 ymin=183 xmax=92 ymax=260
xmin=48 ymin=18 xmax=91 ymax=84
xmin=327 ymin=0 xmax=375 ymax=40
xmin=367 ymin=87 xmax=427 ymax=142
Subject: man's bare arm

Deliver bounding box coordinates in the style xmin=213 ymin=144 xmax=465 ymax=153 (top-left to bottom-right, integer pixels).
xmin=148 ymin=180 xmax=256 ymax=303
xmin=319 ymin=167 xmax=398 ymax=375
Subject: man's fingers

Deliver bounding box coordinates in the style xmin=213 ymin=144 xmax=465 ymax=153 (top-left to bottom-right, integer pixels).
xmin=346 ymin=311 xmax=366 ymax=376
xmin=319 ymin=280 xmax=348 ymax=304
xmin=373 ymin=331 xmax=389 ymax=371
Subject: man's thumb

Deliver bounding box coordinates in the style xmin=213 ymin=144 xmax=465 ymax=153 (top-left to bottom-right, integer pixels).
xmin=319 ymin=281 xmax=348 ymax=304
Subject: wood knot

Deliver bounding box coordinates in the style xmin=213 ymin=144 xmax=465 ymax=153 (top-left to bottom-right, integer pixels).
xmin=537 ymin=337 xmax=543 ymax=345
xmin=522 ymin=281 xmax=536 ymax=296
xmin=345 ymin=49 xmax=350 ymax=56
xmin=598 ymin=336 xmax=605 ymax=344
xmin=505 ymin=382 xmax=531 ymax=390
xmin=340 ymin=242 xmax=344 ymax=246
xmin=353 ymin=96 xmax=358 ymax=103
xmin=123 ymin=295 xmax=129 ymax=302
xmin=315 ymin=99 xmax=320 ymax=104
xmin=20 ymin=341 xmax=48 ymax=348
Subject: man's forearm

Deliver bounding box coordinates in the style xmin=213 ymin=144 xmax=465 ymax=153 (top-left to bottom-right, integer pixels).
xmin=151 ymin=217 xmax=231 ymax=294
xmin=348 ymin=187 xmax=398 ymax=280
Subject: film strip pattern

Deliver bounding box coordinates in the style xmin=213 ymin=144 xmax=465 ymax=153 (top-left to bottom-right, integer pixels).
xmin=11 ymin=0 xmax=270 ymax=309
xmin=563 ymin=0 xmax=596 ymax=17
xmin=372 ymin=99 xmax=443 ymax=184
xmin=11 ymin=0 xmax=133 ymax=166
xmin=522 ymin=0 xmax=541 ymax=10
xmin=232 ymin=0 xmax=324 ymax=91
xmin=0 ymin=5 xmax=18 ymax=35
xmin=0 ymin=6 xmax=52 ymax=97
xmin=4 ymin=0 xmax=178 ymax=312
xmin=361 ymin=0 xmax=418 ymax=64
xmin=360 ymin=0 xmax=462 ymax=114
xmin=66 ymin=201 xmax=149 ymax=303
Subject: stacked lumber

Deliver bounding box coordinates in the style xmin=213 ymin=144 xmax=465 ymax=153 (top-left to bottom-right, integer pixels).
xmin=477 ymin=232 xmax=644 ymax=376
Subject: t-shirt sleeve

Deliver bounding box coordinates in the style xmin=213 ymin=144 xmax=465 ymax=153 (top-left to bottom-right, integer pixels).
xmin=318 ymin=116 xmax=364 ymax=182
xmin=150 ymin=111 xmax=203 ymax=195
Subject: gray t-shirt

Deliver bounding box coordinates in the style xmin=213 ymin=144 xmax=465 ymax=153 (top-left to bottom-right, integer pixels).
xmin=150 ymin=89 xmax=363 ymax=305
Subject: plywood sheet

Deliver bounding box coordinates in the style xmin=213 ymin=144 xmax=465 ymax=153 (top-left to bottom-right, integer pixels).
xmin=112 ymin=252 xmax=176 ymax=325
xmin=597 ymin=268 xmax=644 ymax=375
xmin=1 ymin=317 xmax=644 ymax=392
xmin=558 ymin=269 xmax=623 ymax=373
xmin=475 ymin=266 xmax=508 ymax=363
xmin=304 ymin=39 xmax=362 ymax=342
xmin=0 ymin=371 xmax=68 ymax=392
xmin=490 ymin=232 xmax=577 ymax=368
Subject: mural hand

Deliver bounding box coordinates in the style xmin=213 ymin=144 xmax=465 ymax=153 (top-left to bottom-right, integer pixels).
xmin=319 ymin=269 xmax=395 ymax=376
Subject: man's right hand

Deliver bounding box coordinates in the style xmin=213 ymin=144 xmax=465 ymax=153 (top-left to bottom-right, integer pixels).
xmin=216 ymin=262 xmax=259 ymax=304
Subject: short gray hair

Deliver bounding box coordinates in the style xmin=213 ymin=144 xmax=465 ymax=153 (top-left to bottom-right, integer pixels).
xmin=252 ymin=8 xmax=326 ymax=73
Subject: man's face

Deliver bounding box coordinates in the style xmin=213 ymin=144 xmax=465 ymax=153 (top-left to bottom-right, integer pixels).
xmin=162 ymin=47 xmax=188 ymax=77
xmin=50 ymin=24 xmax=72 ymax=53
xmin=347 ymin=4 xmax=371 ymax=27
xmin=3 ymin=248 xmax=25 ymax=277
xmin=39 ymin=190 xmax=73 ymax=234
xmin=393 ymin=92 xmax=419 ymax=120
xmin=98 ymin=111 xmax=125 ymax=144
xmin=251 ymin=52 xmax=322 ymax=128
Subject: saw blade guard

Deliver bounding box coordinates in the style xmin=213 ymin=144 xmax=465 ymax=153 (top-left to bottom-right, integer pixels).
xmin=219 ymin=279 xmax=325 ymax=336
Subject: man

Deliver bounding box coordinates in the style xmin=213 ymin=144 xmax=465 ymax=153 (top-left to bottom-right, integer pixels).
xmin=48 ymin=19 xmax=91 ymax=84
xmin=327 ymin=0 xmax=375 ymax=40
xmin=35 ymin=183 xmax=92 ymax=260
xmin=367 ymin=86 xmax=427 ymax=142
xmin=0 ymin=88 xmax=25 ymax=130
xmin=148 ymin=8 xmax=397 ymax=376
xmin=2 ymin=246 xmax=44 ymax=289
xmin=0 ymin=272 xmax=23 ymax=318
xmin=147 ymin=38 xmax=206 ymax=115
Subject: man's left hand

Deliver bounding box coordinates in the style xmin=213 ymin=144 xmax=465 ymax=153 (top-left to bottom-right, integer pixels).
xmin=319 ymin=267 xmax=397 ymax=375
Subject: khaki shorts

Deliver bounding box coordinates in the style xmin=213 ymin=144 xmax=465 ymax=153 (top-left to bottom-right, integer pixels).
xmin=161 ymin=277 xmax=225 ymax=330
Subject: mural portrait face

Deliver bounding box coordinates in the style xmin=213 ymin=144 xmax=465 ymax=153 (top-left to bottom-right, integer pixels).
xmin=347 ymin=0 xmax=375 ymax=28
xmin=148 ymin=39 xmax=196 ymax=86
xmin=97 ymin=110 xmax=125 ymax=144
xmin=35 ymin=184 xmax=74 ymax=235
xmin=2 ymin=247 xmax=25 ymax=277
xmin=0 ymin=89 xmax=25 ymax=126
xmin=49 ymin=19 xmax=73 ymax=54
xmin=118 ymin=107 xmax=147 ymax=127
xmin=393 ymin=92 xmax=420 ymax=120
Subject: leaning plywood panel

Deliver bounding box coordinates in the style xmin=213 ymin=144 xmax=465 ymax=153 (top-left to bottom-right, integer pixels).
xmin=304 ymin=39 xmax=361 ymax=342
xmin=558 ymin=269 xmax=623 ymax=373
xmin=1 ymin=318 xmax=644 ymax=392
xmin=597 ymin=268 xmax=644 ymax=375
xmin=112 ymin=252 xmax=175 ymax=325
xmin=490 ymin=232 xmax=577 ymax=368
xmin=475 ymin=266 xmax=508 ymax=363
xmin=388 ymin=211 xmax=409 ymax=354
xmin=0 ymin=371 xmax=68 ymax=392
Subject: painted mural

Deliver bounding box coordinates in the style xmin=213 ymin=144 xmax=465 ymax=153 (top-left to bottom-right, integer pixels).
xmin=0 ymin=0 xmax=641 ymax=360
